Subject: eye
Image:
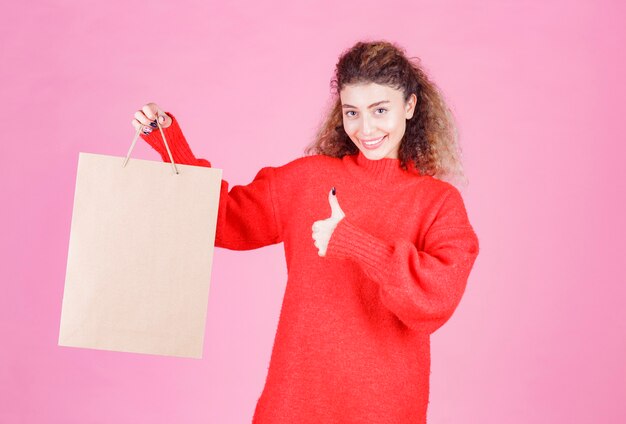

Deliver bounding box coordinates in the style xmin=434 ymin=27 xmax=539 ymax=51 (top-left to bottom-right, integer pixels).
xmin=375 ymin=108 xmax=387 ymax=114
xmin=345 ymin=110 xmax=357 ymax=117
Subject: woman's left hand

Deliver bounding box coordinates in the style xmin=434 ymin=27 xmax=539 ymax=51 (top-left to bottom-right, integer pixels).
xmin=312 ymin=187 xmax=346 ymax=257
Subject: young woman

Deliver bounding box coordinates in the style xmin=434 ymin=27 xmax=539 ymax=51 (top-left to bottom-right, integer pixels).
xmin=132 ymin=40 xmax=479 ymax=424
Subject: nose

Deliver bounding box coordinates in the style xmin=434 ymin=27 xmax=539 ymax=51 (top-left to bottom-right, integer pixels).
xmin=360 ymin=115 xmax=374 ymax=136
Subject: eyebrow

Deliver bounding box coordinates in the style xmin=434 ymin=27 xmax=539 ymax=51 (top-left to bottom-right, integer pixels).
xmin=342 ymin=100 xmax=390 ymax=109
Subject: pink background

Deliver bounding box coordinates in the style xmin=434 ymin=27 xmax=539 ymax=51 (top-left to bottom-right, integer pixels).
xmin=1 ymin=0 xmax=624 ymax=422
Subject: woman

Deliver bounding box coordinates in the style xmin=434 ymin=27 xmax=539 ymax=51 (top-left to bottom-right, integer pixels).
xmin=132 ymin=40 xmax=480 ymax=424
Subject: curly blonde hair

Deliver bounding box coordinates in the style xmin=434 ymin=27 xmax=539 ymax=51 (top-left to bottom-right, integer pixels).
xmin=305 ymin=40 xmax=467 ymax=188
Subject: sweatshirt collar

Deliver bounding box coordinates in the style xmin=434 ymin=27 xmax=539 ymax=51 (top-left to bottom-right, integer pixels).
xmin=344 ymin=150 xmax=421 ymax=186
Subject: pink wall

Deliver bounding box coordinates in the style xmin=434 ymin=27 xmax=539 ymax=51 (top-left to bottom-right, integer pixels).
xmin=1 ymin=0 xmax=624 ymax=422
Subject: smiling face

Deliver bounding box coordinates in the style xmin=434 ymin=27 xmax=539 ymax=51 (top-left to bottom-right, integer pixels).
xmin=340 ymin=82 xmax=417 ymax=160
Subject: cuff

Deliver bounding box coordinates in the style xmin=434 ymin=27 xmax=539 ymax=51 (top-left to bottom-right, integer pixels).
xmin=325 ymin=217 xmax=394 ymax=282
xmin=139 ymin=112 xmax=210 ymax=167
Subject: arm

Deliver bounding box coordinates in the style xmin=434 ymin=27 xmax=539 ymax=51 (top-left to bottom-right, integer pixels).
xmin=140 ymin=114 xmax=282 ymax=250
xmin=140 ymin=112 xmax=211 ymax=167
xmin=325 ymin=187 xmax=479 ymax=334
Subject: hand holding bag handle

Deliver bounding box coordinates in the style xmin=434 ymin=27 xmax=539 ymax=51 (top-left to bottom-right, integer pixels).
xmin=122 ymin=119 xmax=180 ymax=175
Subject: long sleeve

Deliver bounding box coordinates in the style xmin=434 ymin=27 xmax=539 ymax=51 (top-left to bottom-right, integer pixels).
xmin=140 ymin=113 xmax=282 ymax=250
xmin=325 ymin=187 xmax=479 ymax=334
xmin=140 ymin=112 xmax=211 ymax=167
xmin=212 ymin=166 xmax=283 ymax=250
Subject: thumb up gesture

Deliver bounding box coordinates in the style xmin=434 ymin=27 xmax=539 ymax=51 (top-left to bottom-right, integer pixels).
xmin=312 ymin=187 xmax=346 ymax=257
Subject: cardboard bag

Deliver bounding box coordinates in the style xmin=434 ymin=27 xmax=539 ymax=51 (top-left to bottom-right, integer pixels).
xmin=59 ymin=128 xmax=221 ymax=359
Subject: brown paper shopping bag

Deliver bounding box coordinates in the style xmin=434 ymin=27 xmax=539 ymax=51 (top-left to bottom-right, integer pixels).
xmin=58 ymin=124 xmax=222 ymax=359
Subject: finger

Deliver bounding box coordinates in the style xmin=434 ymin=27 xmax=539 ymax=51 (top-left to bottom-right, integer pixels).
xmin=134 ymin=110 xmax=153 ymax=127
xmin=131 ymin=119 xmax=143 ymax=132
xmin=143 ymin=103 xmax=169 ymax=126
xmin=142 ymin=103 xmax=161 ymax=121
xmin=132 ymin=117 xmax=153 ymax=135
xmin=328 ymin=187 xmax=344 ymax=219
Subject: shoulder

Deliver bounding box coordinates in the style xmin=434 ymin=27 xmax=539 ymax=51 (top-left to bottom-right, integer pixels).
xmin=273 ymin=153 xmax=339 ymax=178
xmin=417 ymin=173 xmax=456 ymax=195
xmin=415 ymin=175 xmax=468 ymax=213
xmin=280 ymin=153 xmax=338 ymax=169
xmin=260 ymin=154 xmax=338 ymax=206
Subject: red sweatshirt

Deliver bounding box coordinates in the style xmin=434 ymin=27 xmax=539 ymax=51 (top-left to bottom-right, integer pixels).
xmin=141 ymin=114 xmax=480 ymax=423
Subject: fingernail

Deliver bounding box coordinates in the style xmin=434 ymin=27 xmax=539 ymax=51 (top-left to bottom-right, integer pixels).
xmin=143 ymin=126 xmax=152 ymax=134
xmin=331 ymin=187 xmax=336 ymax=196
xmin=159 ymin=115 xmax=165 ymax=123
xmin=150 ymin=121 xmax=157 ymax=128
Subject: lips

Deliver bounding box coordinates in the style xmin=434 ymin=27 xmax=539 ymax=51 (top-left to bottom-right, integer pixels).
xmin=360 ymin=135 xmax=387 ymax=150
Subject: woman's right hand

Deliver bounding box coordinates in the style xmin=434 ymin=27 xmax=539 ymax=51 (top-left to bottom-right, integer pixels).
xmin=131 ymin=102 xmax=173 ymax=135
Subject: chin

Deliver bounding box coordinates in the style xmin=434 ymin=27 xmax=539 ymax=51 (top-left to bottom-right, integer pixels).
xmin=361 ymin=151 xmax=383 ymax=160
xmin=361 ymin=148 xmax=392 ymax=160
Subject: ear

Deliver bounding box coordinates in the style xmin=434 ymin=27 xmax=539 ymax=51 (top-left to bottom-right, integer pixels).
xmin=405 ymin=93 xmax=417 ymax=120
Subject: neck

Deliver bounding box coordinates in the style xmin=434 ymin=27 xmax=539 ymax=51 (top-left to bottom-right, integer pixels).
xmin=343 ymin=150 xmax=420 ymax=187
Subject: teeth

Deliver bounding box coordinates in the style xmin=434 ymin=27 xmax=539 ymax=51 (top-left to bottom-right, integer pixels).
xmin=364 ymin=136 xmax=384 ymax=145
